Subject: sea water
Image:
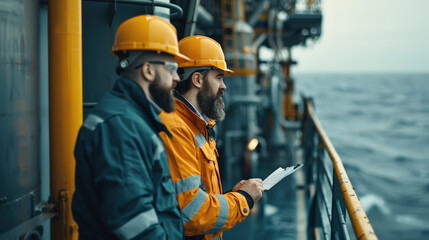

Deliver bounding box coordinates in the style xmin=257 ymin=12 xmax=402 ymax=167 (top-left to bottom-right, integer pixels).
xmin=296 ymin=73 xmax=429 ymax=240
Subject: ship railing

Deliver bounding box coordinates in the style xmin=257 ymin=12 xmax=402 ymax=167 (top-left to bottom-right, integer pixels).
xmin=301 ymin=97 xmax=378 ymax=240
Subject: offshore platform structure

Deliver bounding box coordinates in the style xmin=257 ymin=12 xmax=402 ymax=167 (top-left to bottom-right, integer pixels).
xmin=0 ymin=1 xmax=377 ymax=240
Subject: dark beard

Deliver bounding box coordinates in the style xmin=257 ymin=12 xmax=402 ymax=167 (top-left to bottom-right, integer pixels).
xmin=197 ymin=80 xmax=225 ymax=121
xmin=149 ymin=75 xmax=175 ymax=113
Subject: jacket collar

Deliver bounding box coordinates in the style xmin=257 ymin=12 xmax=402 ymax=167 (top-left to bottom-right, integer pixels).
xmin=112 ymin=77 xmax=172 ymax=137
xmin=174 ymin=91 xmax=216 ymax=139
xmin=173 ymin=91 xmax=206 ymax=120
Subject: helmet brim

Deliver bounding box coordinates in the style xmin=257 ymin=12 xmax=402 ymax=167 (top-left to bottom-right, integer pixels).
xmin=223 ymin=68 xmax=234 ymax=73
xmin=175 ymin=52 xmax=191 ymax=61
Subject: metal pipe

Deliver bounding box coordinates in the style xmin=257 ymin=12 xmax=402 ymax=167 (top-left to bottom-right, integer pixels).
xmin=270 ymin=69 xmax=300 ymax=129
xmin=306 ymin=100 xmax=378 ymax=240
xmin=197 ymin=5 xmax=214 ymax=27
xmin=224 ymin=130 xmax=245 ymax=185
xmin=248 ymin=0 xmax=269 ymax=27
xmin=252 ymin=33 xmax=267 ymax=50
xmin=48 ymin=0 xmax=82 ymax=239
xmin=335 ymin=199 xmax=351 ymax=239
xmin=154 ymin=0 xmax=171 ymax=21
xmin=184 ymin=0 xmax=200 ymax=36
xmin=82 ymin=0 xmax=183 ymax=17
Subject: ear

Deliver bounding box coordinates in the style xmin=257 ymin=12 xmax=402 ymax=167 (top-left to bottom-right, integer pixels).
xmin=191 ymin=72 xmax=203 ymax=89
xmin=141 ymin=62 xmax=156 ymax=82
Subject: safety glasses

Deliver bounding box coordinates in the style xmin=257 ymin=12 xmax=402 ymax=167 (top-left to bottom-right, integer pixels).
xmin=135 ymin=61 xmax=178 ymax=74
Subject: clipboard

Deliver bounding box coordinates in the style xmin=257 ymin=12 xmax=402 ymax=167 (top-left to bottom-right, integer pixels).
xmin=262 ymin=163 xmax=304 ymax=190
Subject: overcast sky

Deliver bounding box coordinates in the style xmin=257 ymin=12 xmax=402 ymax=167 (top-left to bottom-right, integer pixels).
xmin=292 ymin=0 xmax=429 ymax=73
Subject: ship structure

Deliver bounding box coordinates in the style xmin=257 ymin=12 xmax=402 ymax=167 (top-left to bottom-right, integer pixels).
xmin=0 ymin=0 xmax=377 ymax=239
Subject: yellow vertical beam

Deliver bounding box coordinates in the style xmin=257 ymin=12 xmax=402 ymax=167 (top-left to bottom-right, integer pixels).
xmin=232 ymin=0 xmax=238 ymax=68
xmin=238 ymin=0 xmax=250 ymax=70
xmin=307 ymin=0 xmax=315 ymax=8
xmin=281 ymin=63 xmax=297 ymax=120
xmin=48 ymin=0 xmax=82 ymax=239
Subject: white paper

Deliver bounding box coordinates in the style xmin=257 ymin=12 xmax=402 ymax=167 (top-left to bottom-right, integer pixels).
xmin=262 ymin=164 xmax=303 ymax=190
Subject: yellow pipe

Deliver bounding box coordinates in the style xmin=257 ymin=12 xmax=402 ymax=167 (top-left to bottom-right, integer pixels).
xmin=307 ymin=0 xmax=315 ymax=8
xmin=48 ymin=0 xmax=82 ymax=239
xmin=231 ymin=0 xmax=238 ymax=69
xmin=306 ymin=100 xmax=377 ymax=240
xmin=281 ymin=64 xmax=296 ymax=120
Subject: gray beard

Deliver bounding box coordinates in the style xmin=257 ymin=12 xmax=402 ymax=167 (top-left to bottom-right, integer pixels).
xmin=197 ymin=83 xmax=225 ymax=121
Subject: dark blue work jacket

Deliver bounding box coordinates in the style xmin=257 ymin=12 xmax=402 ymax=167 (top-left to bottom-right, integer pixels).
xmin=72 ymin=77 xmax=183 ymax=240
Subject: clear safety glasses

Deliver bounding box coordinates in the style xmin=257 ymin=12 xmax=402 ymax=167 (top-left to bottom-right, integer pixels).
xmin=135 ymin=61 xmax=178 ymax=74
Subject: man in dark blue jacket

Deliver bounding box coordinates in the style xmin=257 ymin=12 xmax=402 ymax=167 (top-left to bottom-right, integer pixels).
xmin=72 ymin=15 xmax=189 ymax=240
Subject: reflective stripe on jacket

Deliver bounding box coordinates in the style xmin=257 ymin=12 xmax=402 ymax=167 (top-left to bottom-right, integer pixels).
xmin=159 ymin=98 xmax=250 ymax=240
xmin=72 ymin=77 xmax=183 ymax=240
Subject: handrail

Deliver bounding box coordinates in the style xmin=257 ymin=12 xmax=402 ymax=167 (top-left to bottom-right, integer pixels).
xmin=303 ymin=98 xmax=377 ymax=240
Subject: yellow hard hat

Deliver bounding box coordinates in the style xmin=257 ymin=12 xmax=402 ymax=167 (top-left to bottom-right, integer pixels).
xmin=176 ymin=35 xmax=233 ymax=73
xmin=111 ymin=15 xmax=189 ymax=61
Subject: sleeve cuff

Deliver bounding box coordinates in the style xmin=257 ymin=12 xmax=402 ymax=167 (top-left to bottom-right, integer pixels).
xmin=236 ymin=190 xmax=254 ymax=209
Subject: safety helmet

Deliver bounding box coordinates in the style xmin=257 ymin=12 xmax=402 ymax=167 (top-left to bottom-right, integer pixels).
xmin=176 ymin=35 xmax=233 ymax=73
xmin=111 ymin=15 xmax=189 ymax=61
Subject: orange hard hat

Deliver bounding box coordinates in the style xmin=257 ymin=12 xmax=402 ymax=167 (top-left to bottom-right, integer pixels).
xmin=176 ymin=35 xmax=233 ymax=73
xmin=111 ymin=15 xmax=189 ymax=61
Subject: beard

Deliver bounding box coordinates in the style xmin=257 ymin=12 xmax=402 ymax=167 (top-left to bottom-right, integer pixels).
xmin=149 ymin=74 xmax=175 ymax=113
xmin=197 ymin=80 xmax=226 ymax=121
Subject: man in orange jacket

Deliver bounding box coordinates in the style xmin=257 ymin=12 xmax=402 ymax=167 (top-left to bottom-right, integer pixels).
xmin=159 ymin=35 xmax=264 ymax=240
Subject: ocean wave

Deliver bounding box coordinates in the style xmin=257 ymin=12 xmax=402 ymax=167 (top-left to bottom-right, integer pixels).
xmin=418 ymin=180 xmax=429 ymax=193
xmin=393 ymin=155 xmax=411 ymax=163
xmin=393 ymin=118 xmax=417 ymax=127
xmin=395 ymin=215 xmax=428 ymax=228
xmin=360 ymin=194 xmax=391 ymax=215
xmin=332 ymin=85 xmax=365 ymax=93
xmin=297 ymin=73 xmax=429 ymax=239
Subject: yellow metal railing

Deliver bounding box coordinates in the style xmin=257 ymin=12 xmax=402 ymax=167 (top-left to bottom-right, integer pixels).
xmin=303 ymin=98 xmax=377 ymax=240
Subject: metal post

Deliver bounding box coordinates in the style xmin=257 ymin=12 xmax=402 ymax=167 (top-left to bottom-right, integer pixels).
xmin=48 ymin=0 xmax=82 ymax=239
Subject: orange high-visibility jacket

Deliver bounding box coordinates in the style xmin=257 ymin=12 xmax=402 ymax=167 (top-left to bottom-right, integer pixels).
xmin=159 ymin=98 xmax=250 ymax=240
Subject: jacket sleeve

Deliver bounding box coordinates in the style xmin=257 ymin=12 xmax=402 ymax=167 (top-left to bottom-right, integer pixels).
xmin=89 ymin=116 xmax=168 ymax=240
xmin=160 ymin=126 xmax=250 ymax=237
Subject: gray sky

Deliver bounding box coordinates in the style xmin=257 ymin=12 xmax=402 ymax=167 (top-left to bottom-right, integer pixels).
xmin=293 ymin=0 xmax=429 ymax=73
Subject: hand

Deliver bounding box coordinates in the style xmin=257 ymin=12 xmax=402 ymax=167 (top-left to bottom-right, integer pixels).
xmin=234 ymin=178 xmax=264 ymax=204
xmin=232 ymin=180 xmax=246 ymax=192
